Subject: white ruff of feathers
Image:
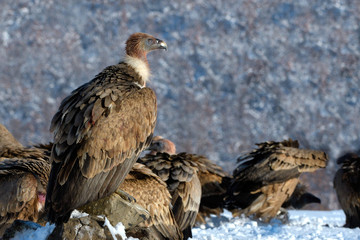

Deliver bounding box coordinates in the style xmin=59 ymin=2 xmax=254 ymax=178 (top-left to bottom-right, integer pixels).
xmin=124 ymin=55 xmax=151 ymax=86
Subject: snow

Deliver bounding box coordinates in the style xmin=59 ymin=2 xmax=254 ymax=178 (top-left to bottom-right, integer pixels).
xmin=103 ymin=217 xmax=127 ymax=240
xmin=9 ymin=222 xmax=55 ymax=240
xmin=192 ymin=210 xmax=360 ymax=240
xmin=8 ymin=210 xmax=360 ymax=240
xmin=70 ymin=209 xmax=89 ymax=218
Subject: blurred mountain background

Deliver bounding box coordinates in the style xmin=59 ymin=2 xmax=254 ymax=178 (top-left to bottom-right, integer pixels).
xmin=1 ymin=0 xmax=359 ymax=210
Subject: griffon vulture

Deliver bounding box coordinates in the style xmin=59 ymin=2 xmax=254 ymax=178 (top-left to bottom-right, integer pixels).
xmin=138 ymin=137 xmax=201 ymax=240
xmin=45 ymin=33 xmax=167 ymax=225
xmin=334 ymin=152 xmax=360 ymax=228
xmin=146 ymin=136 xmax=232 ymax=225
xmin=225 ymin=139 xmax=327 ymax=222
xmin=121 ymin=163 xmax=183 ymax=240
xmin=0 ymin=144 xmax=51 ymax=236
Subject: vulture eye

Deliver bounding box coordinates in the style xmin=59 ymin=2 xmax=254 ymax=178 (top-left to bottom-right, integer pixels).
xmin=147 ymin=38 xmax=154 ymax=45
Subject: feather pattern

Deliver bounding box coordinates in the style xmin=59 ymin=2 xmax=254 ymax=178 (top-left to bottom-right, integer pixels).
xmin=46 ymin=61 xmax=157 ymax=223
xmin=0 ymin=144 xmax=51 ymax=235
xmin=120 ymin=163 xmax=183 ymax=240
xmin=225 ymin=139 xmax=328 ymax=222
xmin=138 ymin=152 xmax=202 ymax=239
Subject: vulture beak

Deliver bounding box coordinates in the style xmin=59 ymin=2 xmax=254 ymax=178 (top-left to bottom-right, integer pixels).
xmin=146 ymin=140 xmax=164 ymax=151
xmin=155 ymin=39 xmax=168 ymax=51
xmin=146 ymin=144 xmax=156 ymax=151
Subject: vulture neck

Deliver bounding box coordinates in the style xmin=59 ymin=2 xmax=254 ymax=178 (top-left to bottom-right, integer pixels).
xmin=124 ymin=55 xmax=150 ymax=86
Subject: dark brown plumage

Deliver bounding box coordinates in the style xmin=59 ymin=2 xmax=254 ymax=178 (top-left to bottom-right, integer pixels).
xmin=225 ymin=139 xmax=328 ymax=222
xmin=0 ymin=144 xmax=51 ymax=236
xmin=121 ymin=163 xmax=183 ymax=240
xmin=147 ymin=137 xmax=232 ymax=225
xmin=146 ymin=136 xmax=232 ymax=226
xmin=139 ymin=139 xmax=201 ymax=240
xmin=193 ymin=156 xmax=232 ymax=224
xmin=334 ymin=152 xmax=360 ymax=228
xmin=45 ymin=33 xmax=167 ymax=224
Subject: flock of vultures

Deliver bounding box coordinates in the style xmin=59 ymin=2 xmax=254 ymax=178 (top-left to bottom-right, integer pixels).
xmin=0 ymin=33 xmax=359 ymax=240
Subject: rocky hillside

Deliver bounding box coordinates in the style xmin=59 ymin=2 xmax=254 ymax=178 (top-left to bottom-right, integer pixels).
xmin=1 ymin=0 xmax=359 ymax=210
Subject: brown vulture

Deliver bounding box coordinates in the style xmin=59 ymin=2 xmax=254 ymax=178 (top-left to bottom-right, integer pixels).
xmin=0 ymin=123 xmax=24 ymax=159
xmin=225 ymin=139 xmax=328 ymax=222
xmin=45 ymin=33 xmax=167 ymax=225
xmin=334 ymin=152 xmax=360 ymax=228
xmin=193 ymin=156 xmax=232 ymax=225
xmin=138 ymin=137 xmax=202 ymax=240
xmin=121 ymin=163 xmax=183 ymax=240
xmin=146 ymin=137 xmax=232 ymax=225
xmin=0 ymin=144 xmax=51 ymax=236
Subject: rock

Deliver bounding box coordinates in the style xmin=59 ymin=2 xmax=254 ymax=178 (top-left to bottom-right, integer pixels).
xmin=47 ymin=215 xmax=123 ymax=240
xmin=79 ymin=190 xmax=150 ymax=229
xmin=3 ymin=216 xmax=125 ymax=240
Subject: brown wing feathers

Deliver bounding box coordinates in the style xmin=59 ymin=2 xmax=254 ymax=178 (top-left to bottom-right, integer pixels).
xmin=121 ymin=163 xmax=183 ymax=239
xmin=226 ymin=139 xmax=328 ymax=221
xmin=47 ymin=65 xmax=156 ymax=223
xmin=0 ymin=144 xmax=51 ymax=235
xmin=138 ymin=152 xmax=202 ymax=239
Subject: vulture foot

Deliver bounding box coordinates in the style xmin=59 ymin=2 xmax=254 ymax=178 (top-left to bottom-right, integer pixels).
xmin=116 ymin=189 xmax=136 ymax=203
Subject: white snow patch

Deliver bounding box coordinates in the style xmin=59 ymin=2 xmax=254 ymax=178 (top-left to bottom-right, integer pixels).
xmin=103 ymin=217 xmax=127 ymax=240
xmin=192 ymin=210 xmax=360 ymax=240
xmin=9 ymin=222 xmax=55 ymax=240
xmin=70 ymin=209 xmax=89 ymax=219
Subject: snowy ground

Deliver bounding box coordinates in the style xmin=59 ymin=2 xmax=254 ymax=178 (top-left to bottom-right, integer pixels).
xmin=9 ymin=210 xmax=360 ymax=240
xmin=192 ymin=210 xmax=360 ymax=240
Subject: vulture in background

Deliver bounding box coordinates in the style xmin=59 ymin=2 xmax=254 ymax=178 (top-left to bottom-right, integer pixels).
xmin=146 ymin=137 xmax=232 ymax=225
xmin=282 ymin=183 xmax=321 ymax=210
xmin=225 ymin=139 xmax=328 ymax=222
xmin=0 ymin=124 xmax=51 ymax=235
xmin=121 ymin=163 xmax=183 ymax=240
xmin=138 ymin=137 xmax=202 ymax=240
xmin=145 ymin=136 xmax=231 ymax=227
xmin=334 ymin=152 xmax=360 ymax=228
xmin=46 ymin=33 xmax=167 ymax=226
xmin=0 ymin=123 xmax=24 ymax=159
xmin=194 ymin=156 xmax=232 ymax=225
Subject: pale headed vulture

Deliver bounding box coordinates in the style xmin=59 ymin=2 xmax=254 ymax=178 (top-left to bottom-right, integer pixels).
xmin=46 ymin=33 xmax=167 ymax=224
xmin=0 ymin=144 xmax=51 ymax=236
xmin=146 ymin=136 xmax=232 ymax=225
xmin=334 ymin=152 xmax=360 ymax=228
xmin=138 ymin=137 xmax=201 ymax=240
xmin=121 ymin=163 xmax=183 ymax=240
xmin=225 ymin=139 xmax=328 ymax=222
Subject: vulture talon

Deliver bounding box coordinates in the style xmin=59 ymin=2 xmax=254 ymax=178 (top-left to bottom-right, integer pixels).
xmin=116 ymin=189 xmax=137 ymax=203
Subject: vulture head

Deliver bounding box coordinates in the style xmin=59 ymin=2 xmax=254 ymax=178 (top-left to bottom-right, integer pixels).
xmin=336 ymin=152 xmax=359 ymax=164
xmin=125 ymin=33 xmax=167 ymax=84
xmin=147 ymin=136 xmax=176 ymax=155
